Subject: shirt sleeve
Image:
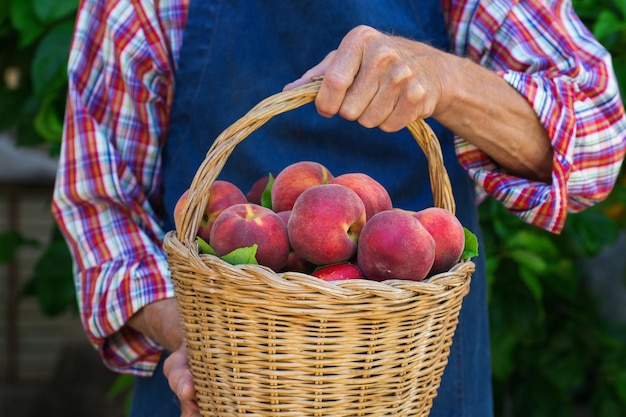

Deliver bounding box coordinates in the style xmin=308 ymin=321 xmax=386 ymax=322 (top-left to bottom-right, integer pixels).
xmin=449 ymin=0 xmax=626 ymax=233
xmin=51 ymin=0 xmax=186 ymax=376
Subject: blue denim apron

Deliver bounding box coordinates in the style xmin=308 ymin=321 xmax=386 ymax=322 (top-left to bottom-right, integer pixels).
xmin=132 ymin=1 xmax=493 ymax=416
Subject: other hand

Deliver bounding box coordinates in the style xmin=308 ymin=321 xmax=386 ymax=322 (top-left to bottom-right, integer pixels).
xmin=164 ymin=344 xmax=200 ymax=417
xmin=128 ymin=298 xmax=200 ymax=416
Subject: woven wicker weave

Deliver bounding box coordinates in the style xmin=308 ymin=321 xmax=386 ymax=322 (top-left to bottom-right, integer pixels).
xmin=163 ymin=79 xmax=474 ymax=417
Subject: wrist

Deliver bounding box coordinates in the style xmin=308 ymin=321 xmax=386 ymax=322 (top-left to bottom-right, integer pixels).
xmin=430 ymin=53 xmax=472 ymax=124
xmin=128 ymin=298 xmax=184 ymax=353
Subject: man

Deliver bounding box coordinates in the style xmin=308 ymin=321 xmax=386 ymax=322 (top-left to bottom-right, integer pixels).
xmin=53 ymin=1 xmax=626 ymax=416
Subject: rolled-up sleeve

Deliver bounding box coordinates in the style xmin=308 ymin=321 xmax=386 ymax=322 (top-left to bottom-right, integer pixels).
xmin=52 ymin=0 xmax=186 ymax=375
xmin=450 ymin=0 xmax=626 ymax=233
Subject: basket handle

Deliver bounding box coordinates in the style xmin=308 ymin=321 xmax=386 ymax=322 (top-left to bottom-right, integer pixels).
xmin=175 ymin=78 xmax=455 ymax=246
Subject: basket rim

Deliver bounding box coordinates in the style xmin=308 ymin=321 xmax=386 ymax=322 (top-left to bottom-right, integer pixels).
xmin=163 ymin=229 xmax=474 ymax=301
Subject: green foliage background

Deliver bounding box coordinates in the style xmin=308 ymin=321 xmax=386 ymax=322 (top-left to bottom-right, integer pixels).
xmin=1 ymin=0 xmax=625 ymax=415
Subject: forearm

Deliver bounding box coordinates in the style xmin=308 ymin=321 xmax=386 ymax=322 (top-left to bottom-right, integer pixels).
xmin=433 ymin=54 xmax=553 ymax=183
xmin=128 ymin=297 xmax=184 ymax=354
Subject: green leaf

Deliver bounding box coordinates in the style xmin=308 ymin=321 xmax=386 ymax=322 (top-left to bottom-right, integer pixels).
xmin=196 ymin=236 xmax=215 ymax=255
xmin=485 ymin=255 xmax=499 ymax=301
xmin=543 ymin=259 xmax=578 ymax=300
xmin=593 ymin=388 xmax=625 ymax=417
xmin=616 ymin=0 xmax=626 ymax=18
xmin=565 ymin=209 xmax=619 ymax=257
xmin=0 ymin=230 xmax=23 ymax=263
xmin=613 ymin=60 xmax=626 ymax=103
xmin=0 ymin=230 xmax=39 ymax=263
xmin=106 ymin=373 xmax=134 ymax=414
xmin=506 ymin=229 xmax=558 ymax=258
xmin=220 ymin=244 xmax=258 ymax=265
xmin=31 ymin=20 xmax=73 ymax=99
xmin=616 ymin=369 xmax=626 ymax=404
xmin=34 ymin=96 xmax=64 ymax=142
xmin=490 ymin=331 xmax=518 ymax=381
xmin=593 ymin=10 xmax=625 ymax=43
xmin=572 ymin=0 xmax=603 ymax=21
xmin=106 ymin=373 xmax=135 ymax=398
xmin=461 ymin=227 xmax=479 ymax=259
xmin=508 ymin=248 xmax=549 ymax=275
xmin=10 ymin=0 xmax=46 ymax=47
xmin=33 ymin=0 xmax=78 ymax=23
xmin=260 ymin=173 xmax=274 ymax=210
xmin=0 ymin=1 xmax=10 ymax=24
xmin=519 ymin=265 xmax=544 ymax=302
xmin=29 ymin=235 xmax=76 ymax=316
xmin=0 ymin=4 xmax=14 ymax=39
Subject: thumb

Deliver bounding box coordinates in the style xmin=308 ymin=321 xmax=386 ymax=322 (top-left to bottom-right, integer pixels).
xmin=163 ymin=346 xmax=196 ymax=402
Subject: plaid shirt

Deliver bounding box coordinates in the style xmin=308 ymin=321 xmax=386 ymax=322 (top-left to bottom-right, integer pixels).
xmin=52 ymin=0 xmax=626 ymax=375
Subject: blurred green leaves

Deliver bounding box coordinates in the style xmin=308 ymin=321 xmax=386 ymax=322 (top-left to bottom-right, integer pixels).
xmin=484 ymin=2 xmax=626 ymax=414
xmin=575 ymin=0 xmax=626 ymax=98
xmin=0 ymin=0 xmax=78 ymax=316
xmin=22 ymin=226 xmax=76 ymax=316
xmin=0 ymin=229 xmax=39 ymax=263
xmin=0 ymin=0 xmax=77 ymax=152
xmin=483 ymin=198 xmax=626 ymax=417
xmin=0 ymin=1 xmax=625 ymax=416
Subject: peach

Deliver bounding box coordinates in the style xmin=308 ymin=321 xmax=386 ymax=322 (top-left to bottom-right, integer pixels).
xmin=246 ymin=174 xmax=271 ymax=205
xmin=276 ymin=210 xmax=292 ymax=226
xmin=357 ymin=209 xmax=435 ymax=281
xmin=271 ymin=161 xmax=333 ymax=213
xmin=196 ymin=180 xmax=248 ymax=242
xmin=329 ymin=173 xmax=392 ymax=220
xmin=276 ymin=210 xmax=315 ymax=273
xmin=312 ymin=262 xmax=364 ymax=281
xmin=288 ymin=184 xmax=366 ymax=266
xmin=173 ymin=189 xmax=191 ymax=232
xmin=209 ymin=203 xmax=290 ymax=271
xmin=413 ymin=207 xmax=465 ymax=274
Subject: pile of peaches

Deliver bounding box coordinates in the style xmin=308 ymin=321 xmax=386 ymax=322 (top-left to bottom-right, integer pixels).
xmin=174 ymin=161 xmax=473 ymax=282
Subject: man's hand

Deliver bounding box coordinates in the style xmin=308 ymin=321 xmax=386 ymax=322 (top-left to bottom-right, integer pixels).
xmin=127 ymin=298 xmax=200 ymax=416
xmin=285 ymin=24 xmax=553 ymax=183
xmin=284 ymin=25 xmax=444 ymax=133
xmin=164 ymin=344 xmax=200 ymax=417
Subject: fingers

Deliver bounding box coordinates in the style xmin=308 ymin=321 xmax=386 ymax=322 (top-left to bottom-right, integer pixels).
xmin=364 ymin=72 xmax=431 ymax=132
xmin=163 ymin=347 xmax=194 ymax=401
xmin=180 ymin=399 xmax=200 ymax=417
xmin=287 ymin=25 xmax=445 ymax=132
xmin=163 ymin=346 xmax=201 ymax=417
xmin=314 ymin=29 xmax=365 ymax=118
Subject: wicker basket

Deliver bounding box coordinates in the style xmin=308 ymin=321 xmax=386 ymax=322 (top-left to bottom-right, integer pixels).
xmin=163 ymin=79 xmax=474 ymax=417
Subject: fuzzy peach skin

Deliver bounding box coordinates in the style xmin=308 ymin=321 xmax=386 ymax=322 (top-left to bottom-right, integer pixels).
xmin=412 ymin=207 xmax=465 ymax=275
xmin=276 ymin=210 xmax=315 ymax=274
xmin=312 ymin=262 xmax=364 ymax=281
xmin=174 ymin=180 xmax=248 ymax=242
xmin=329 ymin=172 xmax=392 ymax=220
xmin=246 ymin=174 xmax=270 ymax=205
xmin=357 ymin=209 xmax=435 ymax=281
xmin=210 ymin=203 xmax=290 ymax=271
xmin=271 ymin=161 xmax=334 ymax=213
xmin=288 ymin=184 xmax=366 ymax=266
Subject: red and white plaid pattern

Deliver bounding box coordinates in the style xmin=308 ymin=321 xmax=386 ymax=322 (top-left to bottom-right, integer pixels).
xmin=52 ymin=0 xmax=626 ymax=375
